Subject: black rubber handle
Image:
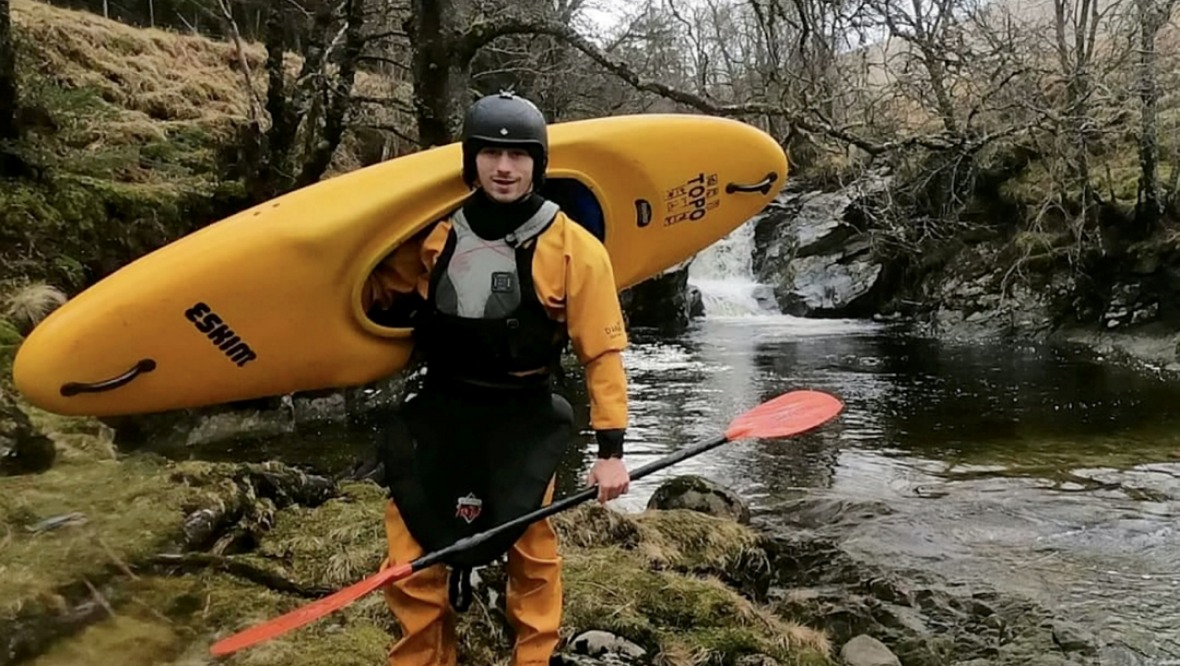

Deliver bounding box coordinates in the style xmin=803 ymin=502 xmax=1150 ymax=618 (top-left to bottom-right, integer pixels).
xmin=60 ymin=359 xmax=157 ymax=397
xmin=726 ymin=172 xmax=778 ymax=195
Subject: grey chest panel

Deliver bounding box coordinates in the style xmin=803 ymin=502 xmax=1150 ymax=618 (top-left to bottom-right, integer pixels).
xmin=433 ymin=201 xmax=559 ymax=318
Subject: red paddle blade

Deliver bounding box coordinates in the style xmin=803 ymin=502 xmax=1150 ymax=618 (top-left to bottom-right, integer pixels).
xmin=724 ymin=390 xmax=843 ymax=441
xmin=208 ymin=562 xmax=413 ymax=657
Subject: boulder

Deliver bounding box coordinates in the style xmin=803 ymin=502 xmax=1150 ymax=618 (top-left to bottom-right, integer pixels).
xmin=751 ymin=171 xmax=891 ymax=317
xmin=646 ymin=474 xmax=750 ymax=524
xmin=841 ymin=635 xmax=901 ymax=666
xmin=620 ymin=262 xmax=697 ymax=332
xmin=564 ymin=630 xmax=646 ymax=664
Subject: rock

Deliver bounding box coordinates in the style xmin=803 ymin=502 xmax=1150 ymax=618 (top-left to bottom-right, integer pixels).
xmin=619 ymin=262 xmax=695 ymax=332
xmin=646 ymin=474 xmax=751 ymax=524
xmin=0 ymin=387 xmax=55 ymax=475
xmin=758 ymin=525 xmax=1105 ymax=666
xmin=840 ymin=635 xmax=901 ymax=666
xmin=778 ymin=254 xmax=883 ymax=316
xmin=291 ymin=390 xmax=347 ymax=430
xmin=776 ymin=586 xmax=879 ymax=639
xmin=1131 ymin=300 xmax=1159 ymax=325
xmin=687 ymin=285 xmax=705 ymax=318
xmin=568 ymin=630 xmax=646 ymax=662
xmin=917 ymin=251 xmax=1060 ymax=341
xmin=751 ymin=170 xmax=891 ymax=317
xmin=552 ymin=655 xmax=614 ymax=666
xmin=875 ymin=602 xmax=930 ymax=636
xmin=1049 ymin=620 xmax=1095 ymax=653
xmin=751 ymin=284 xmax=778 ymax=311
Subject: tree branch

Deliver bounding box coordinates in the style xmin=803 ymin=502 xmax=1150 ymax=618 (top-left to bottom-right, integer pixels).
xmin=353 ymin=95 xmax=415 ymax=114
xmin=457 ymin=15 xmax=966 ymax=156
xmin=357 ymin=54 xmax=412 ymax=71
xmin=361 ymin=122 xmax=423 ymax=147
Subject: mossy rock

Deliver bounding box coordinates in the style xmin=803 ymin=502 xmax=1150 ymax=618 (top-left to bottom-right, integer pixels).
xmin=647 ymin=474 xmax=752 ymax=524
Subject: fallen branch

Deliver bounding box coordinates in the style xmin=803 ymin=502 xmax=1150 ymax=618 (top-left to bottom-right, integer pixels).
xmin=148 ymin=553 xmax=333 ymax=599
xmin=175 ymin=462 xmax=338 ymax=552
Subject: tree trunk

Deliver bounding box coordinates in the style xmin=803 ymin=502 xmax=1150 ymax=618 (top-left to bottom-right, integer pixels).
xmin=1054 ymin=0 xmax=1099 ymax=219
xmin=1135 ymin=0 xmax=1170 ymax=233
xmin=295 ymin=0 xmax=367 ymax=186
xmin=243 ymin=0 xmax=291 ymax=203
xmin=0 ymin=0 xmax=19 ymax=143
xmin=408 ymin=0 xmax=472 ymax=147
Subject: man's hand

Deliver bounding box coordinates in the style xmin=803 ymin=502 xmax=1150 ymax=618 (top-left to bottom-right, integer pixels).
xmin=586 ymin=457 xmax=630 ymax=503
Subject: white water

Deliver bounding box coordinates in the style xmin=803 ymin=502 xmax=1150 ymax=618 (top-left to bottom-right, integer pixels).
xmin=686 ymin=220 xmax=779 ymax=316
xmin=684 ymin=220 xmax=885 ymax=339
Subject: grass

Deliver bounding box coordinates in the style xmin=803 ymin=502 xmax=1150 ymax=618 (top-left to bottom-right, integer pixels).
xmin=2 ymin=0 xmax=414 ymax=290
xmin=560 ymin=547 xmax=830 ymax=665
xmin=9 ymin=0 xmax=412 ymax=178
xmin=551 ymin=505 xmax=831 ymax=665
xmin=0 ymin=453 xmax=186 ymax=620
xmin=252 ymin=481 xmax=390 ymax=588
xmin=10 ymin=0 xmax=255 ymax=187
xmin=0 ymin=280 xmax=67 ymax=334
xmin=0 ymin=425 xmax=834 ymax=666
xmin=12 ymin=0 xmax=263 ymax=124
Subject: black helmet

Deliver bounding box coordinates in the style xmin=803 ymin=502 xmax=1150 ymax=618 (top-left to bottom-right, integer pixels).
xmin=461 ymin=90 xmax=548 ymax=190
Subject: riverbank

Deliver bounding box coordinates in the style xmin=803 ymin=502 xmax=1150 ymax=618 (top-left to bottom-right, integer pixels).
xmin=728 ymin=166 xmax=1180 ymax=383
xmin=2 ymin=404 xmax=843 ymax=666
xmin=1 ymin=374 xmax=1118 ymax=666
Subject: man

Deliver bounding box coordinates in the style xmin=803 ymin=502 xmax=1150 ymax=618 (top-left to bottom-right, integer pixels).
xmin=361 ymin=90 xmax=632 ymax=666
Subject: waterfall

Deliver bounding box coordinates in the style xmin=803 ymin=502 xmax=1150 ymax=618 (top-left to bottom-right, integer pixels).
xmin=687 ymin=220 xmax=779 ymax=317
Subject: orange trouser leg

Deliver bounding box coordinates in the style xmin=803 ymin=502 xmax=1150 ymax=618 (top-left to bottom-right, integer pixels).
xmin=381 ymin=498 xmax=456 ymax=666
xmin=505 ymin=479 xmax=562 ymax=666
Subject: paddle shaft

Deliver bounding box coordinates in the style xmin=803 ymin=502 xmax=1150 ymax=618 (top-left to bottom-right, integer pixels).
xmin=411 ymin=432 xmax=729 ymax=571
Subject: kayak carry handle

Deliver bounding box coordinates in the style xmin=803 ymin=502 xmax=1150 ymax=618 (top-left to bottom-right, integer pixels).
xmin=60 ymin=359 xmax=157 ymax=397
xmin=726 ymin=172 xmax=778 ymax=195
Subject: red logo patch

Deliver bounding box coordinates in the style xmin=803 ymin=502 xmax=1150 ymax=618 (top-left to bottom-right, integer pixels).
xmin=455 ymin=493 xmax=482 ymax=524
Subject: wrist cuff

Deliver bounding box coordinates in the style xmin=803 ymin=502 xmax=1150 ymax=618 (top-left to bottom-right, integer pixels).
xmin=595 ymin=429 xmax=625 ymax=459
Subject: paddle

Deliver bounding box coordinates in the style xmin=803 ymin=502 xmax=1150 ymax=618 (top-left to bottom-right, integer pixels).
xmin=208 ymin=389 xmax=843 ymax=657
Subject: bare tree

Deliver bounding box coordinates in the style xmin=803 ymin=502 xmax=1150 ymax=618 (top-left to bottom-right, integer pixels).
xmin=0 ymin=0 xmax=17 ymax=143
xmin=1133 ymin=0 xmax=1178 ymax=232
xmin=221 ymin=0 xmax=373 ymax=202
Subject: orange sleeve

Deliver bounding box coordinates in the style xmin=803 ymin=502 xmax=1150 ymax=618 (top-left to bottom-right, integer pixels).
xmin=362 ymin=221 xmax=451 ymax=312
xmin=532 ymin=215 xmax=628 ymax=432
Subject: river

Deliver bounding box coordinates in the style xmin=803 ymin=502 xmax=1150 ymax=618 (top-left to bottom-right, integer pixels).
xmin=187 ymin=220 xmax=1180 ymax=664
xmin=608 ymin=313 xmax=1180 ymax=665
xmin=604 ymin=220 xmax=1180 ymax=665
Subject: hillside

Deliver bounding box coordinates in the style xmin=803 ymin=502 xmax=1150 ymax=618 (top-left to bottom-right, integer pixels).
xmin=1 ymin=0 xmax=409 ymax=292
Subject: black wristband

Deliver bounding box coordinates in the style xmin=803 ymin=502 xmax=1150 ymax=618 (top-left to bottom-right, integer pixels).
xmin=595 ymin=429 xmax=625 ymax=459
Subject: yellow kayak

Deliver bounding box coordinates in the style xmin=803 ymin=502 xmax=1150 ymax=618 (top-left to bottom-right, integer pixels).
xmin=12 ymin=114 xmax=788 ymax=416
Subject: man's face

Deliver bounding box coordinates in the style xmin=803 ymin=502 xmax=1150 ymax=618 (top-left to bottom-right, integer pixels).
xmin=476 ymin=146 xmax=534 ymax=203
